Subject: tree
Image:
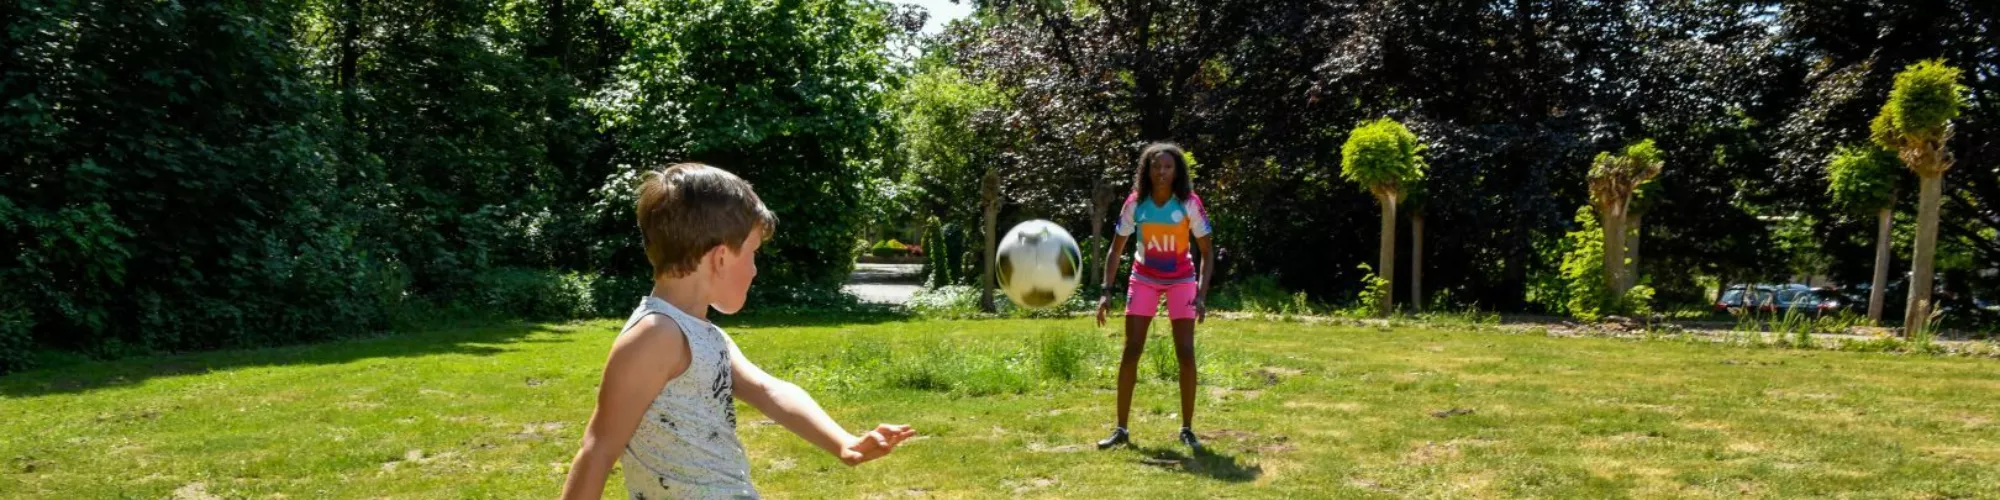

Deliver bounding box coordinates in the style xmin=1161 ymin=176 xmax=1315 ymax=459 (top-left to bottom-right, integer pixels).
xmin=1870 ymin=60 xmax=1966 ymax=329
xmin=970 ymin=0 xmax=1277 ymax=287
xmin=1588 ymin=140 xmax=1664 ymax=297
xmin=1825 ymin=144 xmax=1903 ymax=323
xmin=897 ymin=63 xmax=1004 ymax=219
xmin=1340 ymin=118 xmax=1427 ymax=315
xmin=0 ymin=0 xmax=389 ymax=361
xmin=1623 ymin=180 xmax=1657 ymax=292
xmin=976 ymin=0 xmax=1264 ymax=141
xmin=980 ymin=167 xmax=1003 ymax=311
xmin=1778 ymin=1 xmax=1998 ymax=328
xmin=329 ymin=0 xmax=575 ymax=290
xmin=921 ymin=216 xmax=950 ymax=287
xmin=1405 ymin=181 xmax=1429 ymax=312
xmin=592 ymin=0 xmax=899 ymax=295
xmin=892 ymin=52 xmax=1010 ymax=305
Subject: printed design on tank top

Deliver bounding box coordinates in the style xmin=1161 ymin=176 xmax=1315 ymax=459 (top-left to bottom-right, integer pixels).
xmin=710 ymin=335 xmax=735 ymax=438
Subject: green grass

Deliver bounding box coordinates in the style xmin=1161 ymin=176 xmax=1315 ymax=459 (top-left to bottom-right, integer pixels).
xmin=5 ymin=316 xmax=2000 ymax=498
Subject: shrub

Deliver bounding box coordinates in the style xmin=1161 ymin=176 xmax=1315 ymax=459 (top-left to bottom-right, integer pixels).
xmin=1554 ymin=207 xmax=1649 ymax=320
xmin=0 ymin=297 xmax=34 ymax=374
xmin=472 ymin=268 xmax=597 ymax=322
xmin=1346 ymin=264 xmax=1392 ymax=317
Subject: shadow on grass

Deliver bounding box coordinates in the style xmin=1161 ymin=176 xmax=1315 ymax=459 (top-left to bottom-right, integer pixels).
xmin=724 ymin=308 xmax=911 ymax=329
xmin=0 ymin=320 xmax=562 ymax=398
xmin=1 ymin=308 xmax=919 ymax=399
xmin=1129 ymin=445 xmax=1263 ymax=482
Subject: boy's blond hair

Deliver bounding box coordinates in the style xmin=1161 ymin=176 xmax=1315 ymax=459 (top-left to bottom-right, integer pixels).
xmin=636 ymin=163 xmax=778 ymax=279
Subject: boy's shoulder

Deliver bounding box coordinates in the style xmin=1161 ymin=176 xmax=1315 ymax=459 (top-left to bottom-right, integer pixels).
xmin=606 ymin=312 xmax=696 ymax=383
xmin=625 ymin=312 xmax=683 ymax=337
xmin=616 ymin=313 xmax=695 ymax=361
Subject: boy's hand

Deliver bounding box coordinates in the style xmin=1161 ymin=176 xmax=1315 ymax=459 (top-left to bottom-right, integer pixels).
xmin=1195 ymin=298 xmax=1207 ymax=323
xmin=838 ymin=424 xmax=916 ymax=466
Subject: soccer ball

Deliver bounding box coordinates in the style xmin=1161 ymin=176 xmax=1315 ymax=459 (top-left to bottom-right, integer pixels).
xmin=996 ymin=220 xmax=1083 ymax=309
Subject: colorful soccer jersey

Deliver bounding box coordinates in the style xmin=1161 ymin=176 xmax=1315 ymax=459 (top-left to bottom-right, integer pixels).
xmin=1114 ymin=193 xmax=1213 ymax=285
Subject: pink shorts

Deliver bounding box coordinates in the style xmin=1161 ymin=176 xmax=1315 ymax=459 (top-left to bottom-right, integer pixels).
xmin=1127 ymin=278 xmax=1198 ymax=320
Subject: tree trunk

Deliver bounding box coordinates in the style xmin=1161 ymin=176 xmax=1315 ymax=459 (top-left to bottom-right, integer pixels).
xmin=1904 ymin=174 xmax=1944 ymax=331
xmin=1499 ymin=231 xmax=1529 ymax=310
xmin=1378 ymin=195 xmax=1398 ymax=316
xmin=1087 ymin=181 xmax=1115 ymax=290
xmin=551 ymin=0 xmax=569 ymax=71
xmin=1411 ymin=214 xmax=1424 ymax=313
xmin=541 ymin=0 xmax=574 ymax=183
xmin=980 ymin=168 xmax=1001 ymax=313
xmin=1624 ymin=214 xmax=1642 ymax=291
xmin=1515 ymin=0 xmax=1545 ymax=118
xmin=1602 ymin=203 xmax=1628 ymax=297
xmin=1086 ymin=229 xmax=1104 ymax=291
xmin=1868 ymin=206 xmax=1892 ymax=323
xmin=339 ymin=0 xmax=360 ymax=126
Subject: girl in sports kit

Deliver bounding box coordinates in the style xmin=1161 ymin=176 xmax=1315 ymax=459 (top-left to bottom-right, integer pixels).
xmin=1094 ymin=143 xmax=1215 ymax=451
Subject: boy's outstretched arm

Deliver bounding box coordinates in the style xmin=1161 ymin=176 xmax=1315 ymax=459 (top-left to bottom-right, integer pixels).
xmin=726 ymin=337 xmax=915 ymax=466
xmin=561 ymin=316 xmax=690 ymax=499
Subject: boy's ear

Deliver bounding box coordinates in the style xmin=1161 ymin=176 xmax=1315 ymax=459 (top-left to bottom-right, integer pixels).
xmin=699 ymin=244 xmax=725 ymax=275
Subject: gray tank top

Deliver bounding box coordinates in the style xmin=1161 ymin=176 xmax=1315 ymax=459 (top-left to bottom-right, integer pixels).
xmin=618 ymin=296 xmax=756 ymax=499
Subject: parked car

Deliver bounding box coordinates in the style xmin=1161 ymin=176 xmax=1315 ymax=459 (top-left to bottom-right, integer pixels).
xmin=1842 ymin=273 xmax=1959 ymax=321
xmin=1714 ymin=285 xmax=1778 ymax=313
xmin=1774 ymin=286 xmax=1849 ymax=316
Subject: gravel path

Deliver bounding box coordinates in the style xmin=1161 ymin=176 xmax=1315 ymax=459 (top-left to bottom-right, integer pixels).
xmin=843 ymin=263 xmax=923 ymax=305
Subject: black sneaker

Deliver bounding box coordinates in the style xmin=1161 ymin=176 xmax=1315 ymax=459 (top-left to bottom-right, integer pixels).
xmin=1178 ymin=427 xmax=1204 ymax=452
xmin=1096 ymin=427 xmax=1131 ymax=449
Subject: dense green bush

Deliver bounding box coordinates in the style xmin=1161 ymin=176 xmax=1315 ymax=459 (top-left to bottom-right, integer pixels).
xmin=589 ymin=273 xmax=656 ymax=318
xmin=1557 ymin=208 xmax=1654 ymax=320
xmin=1 ymin=0 xmax=394 ymax=358
xmin=869 ymin=239 xmax=913 ymax=258
xmin=590 ymin=0 xmax=895 ymax=296
xmin=922 ymin=217 xmax=952 ymax=287
xmin=0 ymin=289 xmax=34 ymax=373
xmin=0 ymin=0 xmax=906 ymax=373
xmin=471 ymin=268 xmax=598 ymax=322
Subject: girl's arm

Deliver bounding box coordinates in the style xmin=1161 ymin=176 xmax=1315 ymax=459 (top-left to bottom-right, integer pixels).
xmin=1195 ymin=235 xmax=1216 ymax=322
xmin=1104 ymin=194 xmax=1138 ymax=298
xmin=1097 ymin=234 xmax=1129 ymax=327
xmin=1101 ymin=234 xmax=1129 ymax=293
xmin=560 ymin=316 xmax=690 ymax=500
xmin=1188 ymin=195 xmax=1216 ymax=321
xmin=727 ymin=336 xmax=915 ymax=465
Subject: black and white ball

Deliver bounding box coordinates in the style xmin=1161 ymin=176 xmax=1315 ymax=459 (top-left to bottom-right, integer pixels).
xmin=995 ymin=220 xmax=1083 ymax=309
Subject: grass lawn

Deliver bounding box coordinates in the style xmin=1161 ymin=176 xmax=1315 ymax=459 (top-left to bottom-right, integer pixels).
xmin=4 ymin=315 xmax=1999 ymax=498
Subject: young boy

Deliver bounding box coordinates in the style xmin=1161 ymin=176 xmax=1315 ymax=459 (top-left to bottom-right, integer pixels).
xmin=561 ymin=163 xmax=915 ymax=499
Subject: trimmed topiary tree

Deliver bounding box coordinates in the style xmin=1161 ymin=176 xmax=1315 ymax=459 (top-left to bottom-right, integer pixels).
xmin=1825 ymin=144 xmax=1903 ymax=323
xmin=1869 ymin=59 xmax=1966 ymax=330
xmin=1340 ymin=118 xmax=1427 ymax=316
xmin=1587 ymin=139 xmax=1663 ymax=297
